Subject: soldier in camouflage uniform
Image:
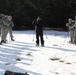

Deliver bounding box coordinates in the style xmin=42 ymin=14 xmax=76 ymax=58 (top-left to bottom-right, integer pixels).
xmin=66 ymin=18 xmax=75 ymax=43
xmin=73 ymin=16 xmax=76 ymax=44
xmin=3 ymin=15 xmax=15 ymax=42
xmin=0 ymin=14 xmax=4 ymax=44
xmin=1 ymin=15 xmax=9 ymax=43
xmin=6 ymin=15 xmax=14 ymax=41
xmin=0 ymin=14 xmax=6 ymax=44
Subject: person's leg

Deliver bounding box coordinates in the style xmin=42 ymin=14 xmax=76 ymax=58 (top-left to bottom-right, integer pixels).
xmin=0 ymin=27 xmax=1 ymax=44
xmin=74 ymin=29 xmax=76 ymax=44
xmin=40 ymin=31 xmax=44 ymax=46
xmin=9 ymin=27 xmax=14 ymax=41
xmin=36 ymin=31 xmax=39 ymax=46
xmin=4 ymin=26 xmax=9 ymax=41
xmin=70 ymin=30 xmax=74 ymax=43
xmin=1 ymin=26 xmax=6 ymax=43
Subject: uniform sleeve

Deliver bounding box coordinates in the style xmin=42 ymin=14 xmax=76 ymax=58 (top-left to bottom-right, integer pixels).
xmin=2 ymin=20 xmax=9 ymax=27
xmin=66 ymin=23 xmax=69 ymax=27
xmin=32 ymin=20 xmax=37 ymax=30
xmin=0 ymin=19 xmax=3 ymax=27
xmin=10 ymin=21 xmax=14 ymax=27
xmin=69 ymin=24 xmax=74 ymax=30
xmin=42 ymin=20 xmax=45 ymax=30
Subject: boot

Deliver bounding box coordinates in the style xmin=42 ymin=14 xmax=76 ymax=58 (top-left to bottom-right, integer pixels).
xmin=11 ymin=39 xmax=15 ymax=41
xmin=41 ymin=44 xmax=44 ymax=47
xmin=36 ymin=44 xmax=39 ymax=46
xmin=1 ymin=40 xmax=6 ymax=43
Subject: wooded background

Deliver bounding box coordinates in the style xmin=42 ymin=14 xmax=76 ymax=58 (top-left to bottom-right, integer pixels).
xmin=0 ymin=0 xmax=76 ymax=30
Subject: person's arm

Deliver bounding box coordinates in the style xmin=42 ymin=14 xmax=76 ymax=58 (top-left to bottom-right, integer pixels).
xmin=32 ymin=20 xmax=36 ymax=26
xmin=42 ymin=20 xmax=46 ymax=30
xmin=66 ymin=23 xmax=69 ymax=27
xmin=32 ymin=20 xmax=37 ymax=31
xmin=10 ymin=21 xmax=14 ymax=27
xmin=2 ymin=19 xmax=9 ymax=27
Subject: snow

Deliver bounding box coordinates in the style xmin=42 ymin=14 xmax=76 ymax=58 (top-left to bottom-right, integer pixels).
xmin=0 ymin=30 xmax=76 ymax=75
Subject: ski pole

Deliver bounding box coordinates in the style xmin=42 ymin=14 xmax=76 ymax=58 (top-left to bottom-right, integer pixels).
xmin=32 ymin=30 xmax=35 ymax=41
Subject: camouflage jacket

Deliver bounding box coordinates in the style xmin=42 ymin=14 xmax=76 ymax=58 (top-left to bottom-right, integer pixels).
xmin=0 ymin=18 xmax=3 ymax=27
xmin=2 ymin=19 xmax=14 ymax=27
xmin=66 ymin=22 xmax=74 ymax=30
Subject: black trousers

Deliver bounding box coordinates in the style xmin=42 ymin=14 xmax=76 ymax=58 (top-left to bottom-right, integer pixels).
xmin=36 ymin=30 xmax=44 ymax=45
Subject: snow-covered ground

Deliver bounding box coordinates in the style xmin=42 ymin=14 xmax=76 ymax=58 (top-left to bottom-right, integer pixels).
xmin=0 ymin=30 xmax=76 ymax=75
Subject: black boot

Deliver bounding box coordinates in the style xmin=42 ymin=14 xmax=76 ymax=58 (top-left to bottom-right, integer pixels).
xmin=36 ymin=41 xmax=39 ymax=46
xmin=41 ymin=44 xmax=44 ymax=47
xmin=1 ymin=40 xmax=6 ymax=43
xmin=36 ymin=44 xmax=39 ymax=46
xmin=11 ymin=39 xmax=15 ymax=41
xmin=41 ymin=40 xmax=44 ymax=46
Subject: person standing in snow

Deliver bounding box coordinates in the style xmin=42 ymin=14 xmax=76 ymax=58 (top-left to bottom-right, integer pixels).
xmin=0 ymin=14 xmax=4 ymax=44
xmin=6 ymin=15 xmax=15 ymax=41
xmin=66 ymin=18 xmax=75 ymax=43
xmin=0 ymin=14 xmax=7 ymax=44
xmin=1 ymin=15 xmax=15 ymax=43
xmin=73 ymin=16 xmax=76 ymax=44
xmin=32 ymin=17 xmax=45 ymax=46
